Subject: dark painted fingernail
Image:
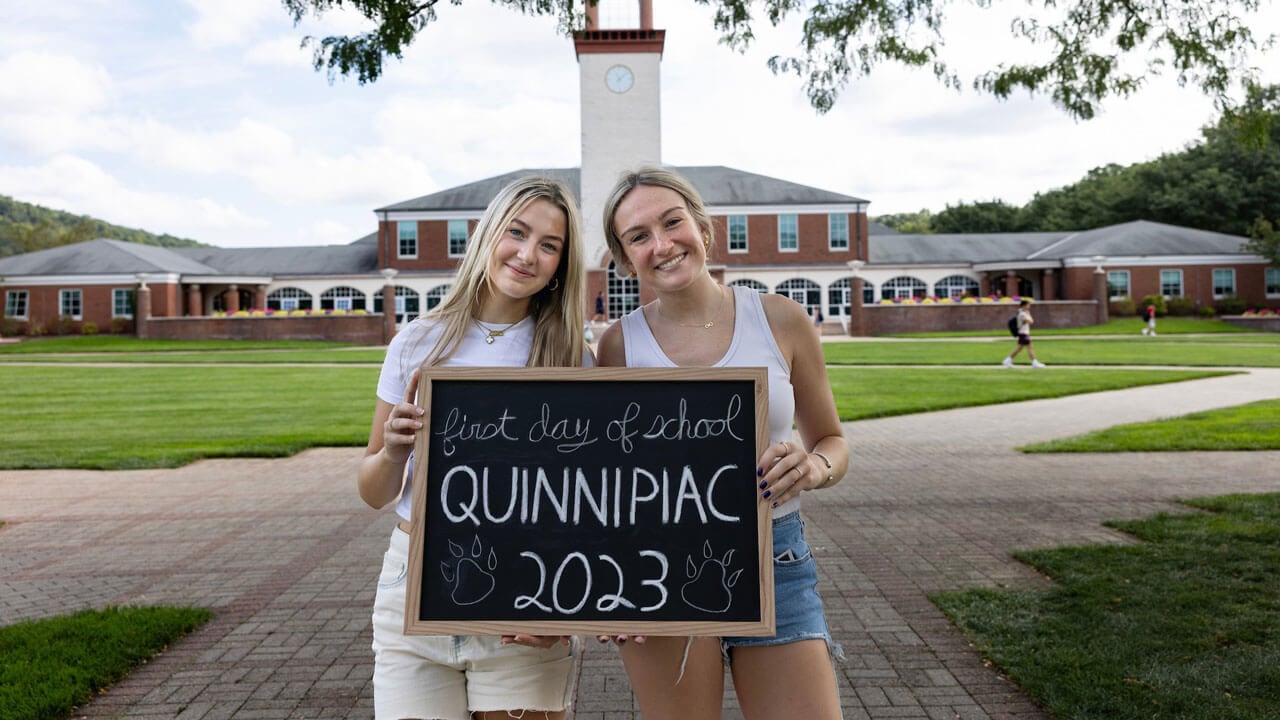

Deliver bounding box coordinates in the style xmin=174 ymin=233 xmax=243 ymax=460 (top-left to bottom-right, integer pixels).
xmin=762 ymin=490 xmax=771 ymax=499
xmin=756 ymin=467 xmax=763 ymax=476
xmin=759 ymin=480 xmax=767 ymax=489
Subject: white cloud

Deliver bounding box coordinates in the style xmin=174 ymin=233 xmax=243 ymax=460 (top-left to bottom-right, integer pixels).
xmin=0 ymin=154 xmax=268 ymax=236
xmin=183 ymin=0 xmax=280 ymax=49
xmin=244 ymin=35 xmax=315 ymax=69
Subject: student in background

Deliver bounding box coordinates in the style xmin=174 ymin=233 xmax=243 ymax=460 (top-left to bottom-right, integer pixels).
xmin=595 ymin=167 xmax=848 ymax=720
xmin=1002 ymin=298 xmax=1046 ymax=368
xmin=359 ymin=176 xmax=591 ymax=720
xmin=1142 ymin=304 xmax=1157 ymax=336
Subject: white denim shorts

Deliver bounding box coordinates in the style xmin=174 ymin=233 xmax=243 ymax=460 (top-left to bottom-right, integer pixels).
xmin=371 ymin=527 xmax=578 ymax=720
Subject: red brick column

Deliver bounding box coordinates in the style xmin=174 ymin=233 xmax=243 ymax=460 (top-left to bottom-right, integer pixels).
xmin=186 ymin=284 xmax=202 ymax=316
xmin=136 ymin=284 xmax=151 ymax=339
xmin=382 ymin=283 xmax=397 ymax=344
xmin=1004 ymin=271 xmax=1019 ymax=298
xmin=1042 ymin=269 xmax=1056 ymax=300
xmin=253 ymin=285 xmax=267 ymax=311
xmin=847 ymin=276 xmax=867 ymax=336
xmin=1093 ymin=267 xmax=1109 ymax=325
xmin=225 ymin=285 xmax=240 ymax=314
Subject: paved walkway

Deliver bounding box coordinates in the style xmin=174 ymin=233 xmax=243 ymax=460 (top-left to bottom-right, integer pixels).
xmin=2 ymin=368 xmax=1278 ymax=719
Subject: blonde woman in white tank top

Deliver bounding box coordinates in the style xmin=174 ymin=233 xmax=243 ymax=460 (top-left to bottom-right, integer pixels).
xmin=596 ymin=167 xmax=850 ymax=720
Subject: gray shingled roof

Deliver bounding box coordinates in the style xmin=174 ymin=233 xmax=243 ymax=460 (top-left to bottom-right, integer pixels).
xmin=173 ymin=243 xmax=377 ymax=276
xmin=1030 ymin=220 xmax=1250 ymax=259
xmin=0 ymin=238 xmax=221 ymax=276
xmin=872 ymin=232 xmax=1070 ymax=264
xmin=377 ymin=166 xmax=869 ymax=212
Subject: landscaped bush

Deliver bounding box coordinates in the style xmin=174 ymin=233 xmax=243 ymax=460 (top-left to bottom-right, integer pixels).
xmin=1139 ymin=294 xmax=1167 ymax=316
xmin=109 ymin=317 xmax=132 ymax=334
xmin=81 ymin=321 xmax=99 ymax=335
xmin=1197 ymin=305 xmax=1216 ymax=317
xmin=0 ymin=318 xmax=18 ymax=337
xmin=1109 ymin=296 xmax=1136 ymax=316
xmin=26 ymin=322 xmax=45 ymax=336
xmin=1166 ymin=295 xmax=1197 ymax=316
xmin=1214 ymin=293 xmax=1247 ymax=315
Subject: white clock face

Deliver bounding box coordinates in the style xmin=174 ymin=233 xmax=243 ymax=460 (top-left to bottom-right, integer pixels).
xmin=606 ymin=64 xmax=634 ymax=93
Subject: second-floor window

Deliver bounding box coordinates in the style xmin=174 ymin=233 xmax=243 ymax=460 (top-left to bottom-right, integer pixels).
xmin=728 ymin=215 xmax=747 ymax=253
xmin=398 ymin=221 xmax=417 ymax=258
xmin=828 ymin=214 xmax=849 ymax=251
xmin=778 ymin=214 xmax=798 ymax=252
xmin=1212 ymin=268 xmax=1235 ymax=298
xmin=448 ymin=220 xmax=469 ymax=257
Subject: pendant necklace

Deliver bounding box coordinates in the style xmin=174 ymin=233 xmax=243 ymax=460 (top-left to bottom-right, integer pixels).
xmin=475 ymin=317 xmax=523 ymax=344
xmin=658 ymin=287 xmax=726 ymax=330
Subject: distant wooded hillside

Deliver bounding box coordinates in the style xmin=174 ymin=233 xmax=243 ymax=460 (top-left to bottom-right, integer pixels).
xmin=0 ymin=195 xmax=204 ymax=258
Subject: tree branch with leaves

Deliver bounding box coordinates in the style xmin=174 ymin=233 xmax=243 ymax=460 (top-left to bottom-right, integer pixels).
xmin=282 ymin=0 xmax=1274 ymax=119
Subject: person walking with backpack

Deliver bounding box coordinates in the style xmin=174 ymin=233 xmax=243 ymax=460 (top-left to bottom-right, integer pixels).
xmin=1141 ymin=304 xmax=1157 ymax=336
xmin=1002 ymin=299 xmax=1046 ymax=368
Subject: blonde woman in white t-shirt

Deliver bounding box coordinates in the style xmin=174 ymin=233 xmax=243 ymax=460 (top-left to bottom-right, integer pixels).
xmin=359 ymin=176 xmax=591 ymax=720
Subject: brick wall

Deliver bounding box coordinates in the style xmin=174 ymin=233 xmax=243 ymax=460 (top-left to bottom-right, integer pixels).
xmin=144 ymin=315 xmax=386 ymax=343
xmin=860 ymin=301 xmax=1100 ymax=335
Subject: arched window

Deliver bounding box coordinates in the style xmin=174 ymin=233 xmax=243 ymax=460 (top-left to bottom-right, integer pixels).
xmin=320 ymin=286 xmax=366 ymax=311
xmin=827 ymin=278 xmax=851 ymax=316
xmin=880 ymin=276 xmax=927 ymax=300
xmin=267 ymin=287 xmax=312 ymax=311
xmin=424 ymin=285 xmax=452 ymax=311
xmin=373 ymin=286 xmax=421 ymax=324
xmin=776 ymin=279 xmax=821 ymax=314
xmin=607 ymin=262 xmax=639 ymax=319
xmin=728 ymin=279 xmax=768 ymax=294
xmin=934 ymin=275 xmax=980 ymax=299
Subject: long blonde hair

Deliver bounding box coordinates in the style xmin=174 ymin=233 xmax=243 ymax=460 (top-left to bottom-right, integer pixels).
xmin=601 ymin=166 xmax=715 ymax=274
xmin=401 ymin=176 xmax=586 ymax=371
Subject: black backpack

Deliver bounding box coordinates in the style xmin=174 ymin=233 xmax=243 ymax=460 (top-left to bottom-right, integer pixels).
xmin=1007 ymin=315 xmax=1019 ymax=336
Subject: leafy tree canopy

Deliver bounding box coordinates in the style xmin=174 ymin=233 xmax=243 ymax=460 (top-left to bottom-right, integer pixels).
xmin=901 ymin=83 xmax=1280 ymax=251
xmin=281 ymin=0 xmax=1274 ymax=120
xmin=0 ymin=195 xmax=203 ymax=258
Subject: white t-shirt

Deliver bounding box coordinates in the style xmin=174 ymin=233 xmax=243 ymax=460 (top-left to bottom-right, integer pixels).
xmin=375 ymin=315 xmax=593 ymax=520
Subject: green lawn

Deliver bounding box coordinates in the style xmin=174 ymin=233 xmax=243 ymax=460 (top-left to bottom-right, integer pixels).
xmin=0 ymin=365 xmax=377 ymax=469
xmin=895 ymin=316 xmax=1257 ymax=337
xmin=0 ymin=336 xmax=361 ymax=353
xmin=823 ymin=337 xmax=1280 ymax=367
xmin=933 ymin=493 xmax=1280 ymax=720
xmin=1022 ymin=399 xmax=1280 ymax=452
xmin=0 ymin=606 xmax=212 ymax=720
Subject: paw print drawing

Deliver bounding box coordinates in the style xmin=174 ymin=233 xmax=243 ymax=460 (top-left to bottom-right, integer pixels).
xmin=440 ymin=535 xmax=498 ymax=606
xmin=680 ymin=540 xmax=742 ymax=613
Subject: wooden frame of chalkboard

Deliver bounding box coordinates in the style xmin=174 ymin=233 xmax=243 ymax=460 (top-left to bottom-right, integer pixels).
xmin=403 ymin=366 xmax=774 ymax=637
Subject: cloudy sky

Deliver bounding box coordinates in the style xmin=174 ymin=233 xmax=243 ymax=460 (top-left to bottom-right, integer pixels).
xmin=2 ymin=1 xmax=1277 ymax=248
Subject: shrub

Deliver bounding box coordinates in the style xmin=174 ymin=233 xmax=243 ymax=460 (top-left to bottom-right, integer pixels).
xmin=109 ymin=317 xmax=132 ymax=334
xmin=81 ymin=321 xmax=99 ymax=335
xmin=1109 ymin=296 xmax=1136 ymax=317
xmin=27 ymin=322 xmax=46 ymax=336
xmin=0 ymin=317 xmax=18 ymax=337
xmin=1197 ymin=305 xmax=1216 ymax=317
xmin=1214 ymin=293 xmax=1247 ymax=315
xmin=1139 ymin=294 xmax=1167 ymax=316
xmin=1166 ymin=295 xmax=1197 ymax=316
xmin=54 ymin=315 xmax=79 ymax=336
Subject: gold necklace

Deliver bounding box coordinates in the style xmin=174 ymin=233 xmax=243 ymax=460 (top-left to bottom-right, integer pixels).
xmin=657 ymin=287 xmax=726 ymax=330
xmin=475 ymin=317 xmax=523 ymax=344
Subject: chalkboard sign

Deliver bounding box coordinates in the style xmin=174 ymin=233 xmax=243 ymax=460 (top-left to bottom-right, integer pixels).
xmin=403 ymin=366 xmax=774 ymax=637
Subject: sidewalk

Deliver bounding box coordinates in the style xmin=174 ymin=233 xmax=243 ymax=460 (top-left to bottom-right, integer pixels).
xmin=1 ymin=370 xmax=1278 ymax=719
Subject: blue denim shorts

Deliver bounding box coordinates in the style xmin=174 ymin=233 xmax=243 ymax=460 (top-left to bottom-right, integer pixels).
xmin=721 ymin=511 xmax=843 ymax=663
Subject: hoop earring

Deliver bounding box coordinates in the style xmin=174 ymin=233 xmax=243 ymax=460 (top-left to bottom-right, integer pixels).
xmin=547 ymin=277 xmax=560 ymax=293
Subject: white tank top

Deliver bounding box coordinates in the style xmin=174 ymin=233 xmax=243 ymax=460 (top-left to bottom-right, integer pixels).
xmin=375 ymin=316 xmax=594 ymax=521
xmin=621 ymin=284 xmax=800 ymax=517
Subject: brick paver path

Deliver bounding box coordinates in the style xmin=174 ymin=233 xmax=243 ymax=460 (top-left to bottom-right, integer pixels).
xmin=2 ymin=368 xmax=1278 ymax=719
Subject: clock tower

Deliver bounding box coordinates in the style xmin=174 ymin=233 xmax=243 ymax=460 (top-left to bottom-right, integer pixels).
xmin=574 ymin=0 xmax=664 ymax=272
